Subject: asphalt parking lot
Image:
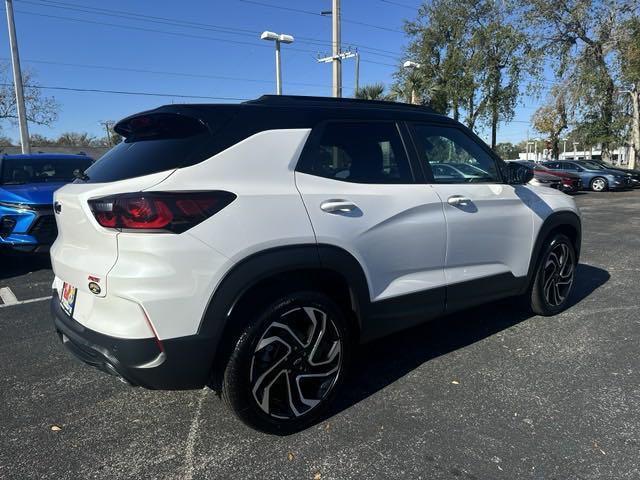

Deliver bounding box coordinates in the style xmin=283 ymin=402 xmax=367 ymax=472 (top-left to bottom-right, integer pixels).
xmin=1 ymin=190 xmax=639 ymax=480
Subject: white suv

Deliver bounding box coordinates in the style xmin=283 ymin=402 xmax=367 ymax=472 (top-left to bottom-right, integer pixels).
xmin=50 ymin=96 xmax=581 ymax=433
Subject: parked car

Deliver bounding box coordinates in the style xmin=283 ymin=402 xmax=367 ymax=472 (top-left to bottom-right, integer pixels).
xmin=543 ymin=160 xmax=633 ymax=192
xmin=515 ymin=160 xmax=582 ymax=193
xmin=0 ymin=153 xmax=93 ymax=252
xmin=50 ymin=96 xmax=581 ymax=433
xmin=587 ymin=160 xmax=640 ymax=188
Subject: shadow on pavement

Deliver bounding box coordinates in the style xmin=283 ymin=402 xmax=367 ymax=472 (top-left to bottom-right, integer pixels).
xmin=326 ymin=263 xmax=610 ymax=423
xmin=0 ymin=252 xmax=52 ymax=281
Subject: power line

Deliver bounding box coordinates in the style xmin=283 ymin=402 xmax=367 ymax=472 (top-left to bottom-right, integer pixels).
xmin=237 ymin=0 xmax=405 ymax=34
xmin=13 ymin=9 xmax=321 ymax=56
xmin=4 ymin=56 xmax=357 ymax=90
xmin=0 ymin=82 xmax=250 ymax=101
xmin=19 ymin=0 xmax=405 ymax=59
xmin=378 ymin=0 xmax=420 ymax=10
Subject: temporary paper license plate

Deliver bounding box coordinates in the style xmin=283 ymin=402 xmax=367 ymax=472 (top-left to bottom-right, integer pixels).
xmin=60 ymin=282 xmax=77 ymax=317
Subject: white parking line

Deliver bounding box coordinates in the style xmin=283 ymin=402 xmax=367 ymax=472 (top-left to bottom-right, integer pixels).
xmin=0 ymin=295 xmax=52 ymax=308
xmin=0 ymin=287 xmax=51 ymax=308
xmin=0 ymin=287 xmax=18 ymax=305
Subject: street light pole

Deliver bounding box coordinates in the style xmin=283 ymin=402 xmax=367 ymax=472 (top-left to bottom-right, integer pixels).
xmin=403 ymin=61 xmax=421 ymax=104
xmin=354 ymin=51 xmax=360 ymax=96
xmin=261 ymin=31 xmax=294 ymax=95
xmin=274 ymin=39 xmax=281 ymax=95
xmin=4 ymin=0 xmax=30 ymax=154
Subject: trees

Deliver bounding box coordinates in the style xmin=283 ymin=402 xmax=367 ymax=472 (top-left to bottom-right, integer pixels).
xmin=0 ymin=64 xmax=58 ymax=129
xmin=532 ymin=89 xmax=568 ymax=160
xmin=521 ymin=0 xmax=636 ymax=162
xmin=618 ymin=16 xmax=640 ymax=168
xmin=403 ymin=0 xmax=531 ymax=149
xmin=495 ymin=142 xmax=521 ymax=160
xmin=355 ymin=83 xmax=386 ymax=100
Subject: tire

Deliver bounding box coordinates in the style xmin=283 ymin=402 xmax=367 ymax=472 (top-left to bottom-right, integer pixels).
xmin=222 ymin=291 xmax=350 ymax=434
xmin=530 ymin=233 xmax=577 ymax=316
xmin=590 ymin=177 xmax=607 ymax=192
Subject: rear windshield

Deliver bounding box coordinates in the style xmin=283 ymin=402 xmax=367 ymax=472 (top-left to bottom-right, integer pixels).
xmin=1 ymin=157 xmax=93 ymax=185
xmin=83 ymin=112 xmax=227 ymax=183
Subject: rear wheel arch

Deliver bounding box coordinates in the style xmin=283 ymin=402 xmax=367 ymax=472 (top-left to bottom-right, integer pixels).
xmin=202 ymin=244 xmax=370 ymax=390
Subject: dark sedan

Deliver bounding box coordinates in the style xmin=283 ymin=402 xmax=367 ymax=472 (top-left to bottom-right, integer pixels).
xmin=588 ymin=160 xmax=640 ymax=188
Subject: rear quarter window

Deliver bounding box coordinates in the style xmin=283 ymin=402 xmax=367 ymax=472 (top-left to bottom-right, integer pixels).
xmin=84 ymin=112 xmax=229 ymax=183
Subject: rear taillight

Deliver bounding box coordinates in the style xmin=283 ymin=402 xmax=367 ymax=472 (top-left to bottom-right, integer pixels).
xmin=88 ymin=191 xmax=235 ymax=233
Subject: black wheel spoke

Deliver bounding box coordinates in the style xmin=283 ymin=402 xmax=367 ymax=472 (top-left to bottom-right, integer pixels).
xmin=542 ymin=241 xmax=576 ymax=308
xmin=250 ymin=304 xmax=342 ymax=420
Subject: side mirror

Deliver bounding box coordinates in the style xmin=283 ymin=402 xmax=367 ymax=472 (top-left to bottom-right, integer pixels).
xmin=507 ymin=162 xmax=534 ymax=185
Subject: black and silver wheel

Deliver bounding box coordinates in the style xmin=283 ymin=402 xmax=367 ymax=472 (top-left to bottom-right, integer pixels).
xmin=530 ymin=233 xmax=576 ymax=315
xmin=590 ymin=177 xmax=607 ymax=192
xmin=222 ymin=291 xmax=349 ymax=434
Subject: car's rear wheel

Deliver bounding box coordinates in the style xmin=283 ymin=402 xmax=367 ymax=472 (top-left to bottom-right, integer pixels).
xmin=590 ymin=177 xmax=607 ymax=192
xmin=530 ymin=233 xmax=576 ymax=316
xmin=222 ymin=291 xmax=349 ymax=434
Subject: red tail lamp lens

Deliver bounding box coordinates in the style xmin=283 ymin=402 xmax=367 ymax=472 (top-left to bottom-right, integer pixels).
xmin=88 ymin=191 xmax=235 ymax=233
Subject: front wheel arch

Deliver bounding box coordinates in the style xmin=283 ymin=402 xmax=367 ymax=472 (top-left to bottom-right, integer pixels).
xmin=525 ymin=212 xmax=581 ymax=293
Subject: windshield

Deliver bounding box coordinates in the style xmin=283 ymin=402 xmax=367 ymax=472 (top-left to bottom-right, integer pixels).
xmin=449 ymin=162 xmax=491 ymax=177
xmin=0 ymin=157 xmax=93 ymax=185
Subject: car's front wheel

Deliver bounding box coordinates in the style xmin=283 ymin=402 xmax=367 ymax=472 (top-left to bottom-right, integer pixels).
xmin=530 ymin=233 xmax=577 ymax=316
xmin=590 ymin=177 xmax=608 ymax=192
xmin=222 ymin=291 xmax=349 ymax=434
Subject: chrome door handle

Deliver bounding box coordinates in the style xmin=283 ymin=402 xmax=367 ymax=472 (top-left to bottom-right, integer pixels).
xmin=320 ymin=199 xmax=358 ymax=213
xmin=447 ymin=195 xmax=472 ymax=206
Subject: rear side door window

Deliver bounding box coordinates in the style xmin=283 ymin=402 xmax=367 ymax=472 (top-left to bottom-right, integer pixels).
xmin=408 ymin=124 xmax=501 ymax=183
xmin=298 ymin=121 xmax=414 ymax=184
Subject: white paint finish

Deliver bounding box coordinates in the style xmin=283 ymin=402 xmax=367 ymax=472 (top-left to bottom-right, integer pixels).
xmin=0 ymin=287 xmax=18 ymax=305
xmin=295 ymin=172 xmax=447 ymax=301
xmin=50 ymin=129 xmax=316 ymax=340
xmin=108 ymin=231 xmax=232 ymax=339
xmin=156 ymin=129 xmax=317 ymax=263
xmin=50 ymin=170 xmax=175 ymax=298
xmin=52 ymin=276 xmax=154 ymax=339
xmin=429 ymin=183 xmax=535 ymax=282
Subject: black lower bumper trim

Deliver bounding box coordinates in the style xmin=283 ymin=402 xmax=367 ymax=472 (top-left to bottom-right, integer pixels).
xmin=51 ymin=291 xmax=216 ymax=390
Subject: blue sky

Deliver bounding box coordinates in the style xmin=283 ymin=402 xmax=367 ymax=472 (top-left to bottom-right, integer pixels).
xmin=2 ymin=0 xmax=547 ymax=145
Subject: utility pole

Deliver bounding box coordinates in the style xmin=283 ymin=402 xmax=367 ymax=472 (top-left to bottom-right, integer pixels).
xmin=5 ymin=0 xmax=30 ymax=154
xmin=317 ymin=49 xmax=357 ymax=96
xmin=332 ymin=0 xmax=341 ymax=97
xmin=100 ymin=121 xmax=113 ymax=146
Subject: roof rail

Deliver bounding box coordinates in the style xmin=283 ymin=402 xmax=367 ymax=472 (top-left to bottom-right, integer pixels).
xmin=244 ymin=95 xmax=437 ymax=114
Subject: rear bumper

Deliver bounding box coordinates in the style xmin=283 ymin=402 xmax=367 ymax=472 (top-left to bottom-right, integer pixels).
xmin=51 ymin=290 xmax=216 ymax=390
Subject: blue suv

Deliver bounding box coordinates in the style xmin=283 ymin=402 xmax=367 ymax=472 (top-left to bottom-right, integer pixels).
xmin=0 ymin=153 xmax=93 ymax=252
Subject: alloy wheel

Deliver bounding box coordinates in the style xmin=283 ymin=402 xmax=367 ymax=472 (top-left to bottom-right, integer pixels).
xmin=250 ymin=306 xmax=342 ymax=419
xmin=542 ymin=242 xmax=575 ymax=307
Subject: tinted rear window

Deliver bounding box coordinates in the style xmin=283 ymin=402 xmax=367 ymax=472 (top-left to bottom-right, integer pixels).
xmin=84 ymin=112 xmax=227 ymax=183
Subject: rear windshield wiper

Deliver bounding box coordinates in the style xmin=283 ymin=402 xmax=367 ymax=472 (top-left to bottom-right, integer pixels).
xmin=1 ymin=180 xmax=26 ymax=185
